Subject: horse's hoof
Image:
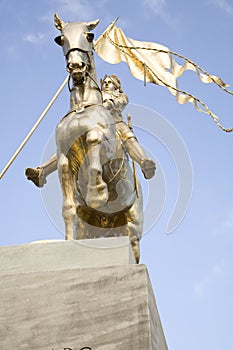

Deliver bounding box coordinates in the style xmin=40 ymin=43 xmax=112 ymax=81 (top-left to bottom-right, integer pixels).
xmin=141 ymin=159 xmax=156 ymax=179
xmin=86 ymin=183 xmax=108 ymax=208
xmin=131 ymin=239 xmax=140 ymax=263
xmin=25 ymin=167 xmax=47 ymax=187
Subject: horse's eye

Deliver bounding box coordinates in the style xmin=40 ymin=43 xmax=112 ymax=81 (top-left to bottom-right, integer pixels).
xmin=84 ymin=32 xmax=94 ymax=42
xmin=54 ymin=35 xmax=64 ymax=46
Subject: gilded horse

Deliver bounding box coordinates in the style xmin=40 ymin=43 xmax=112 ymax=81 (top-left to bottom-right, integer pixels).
xmin=52 ymin=14 xmax=143 ymax=262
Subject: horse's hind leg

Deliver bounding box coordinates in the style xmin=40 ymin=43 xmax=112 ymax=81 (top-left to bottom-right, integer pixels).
xmin=58 ymin=153 xmax=76 ymax=240
xmin=126 ymin=188 xmax=143 ymax=263
xmin=86 ymin=128 xmax=108 ymax=209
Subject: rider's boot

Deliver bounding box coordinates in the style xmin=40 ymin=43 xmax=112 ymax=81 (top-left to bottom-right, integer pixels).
xmin=125 ymin=138 xmax=156 ymax=179
xmin=25 ymin=154 xmax=57 ymax=187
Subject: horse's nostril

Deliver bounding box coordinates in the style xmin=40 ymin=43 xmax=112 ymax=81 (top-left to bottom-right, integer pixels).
xmin=69 ymin=62 xmax=85 ymax=69
xmin=66 ymin=63 xmax=72 ymax=72
xmin=77 ymin=62 xmax=85 ymax=68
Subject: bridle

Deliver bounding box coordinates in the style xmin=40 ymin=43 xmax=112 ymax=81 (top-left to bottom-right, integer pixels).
xmin=66 ymin=48 xmax=101 ymax=93
xmin=65 ymin=47 xmax=88 ymax=60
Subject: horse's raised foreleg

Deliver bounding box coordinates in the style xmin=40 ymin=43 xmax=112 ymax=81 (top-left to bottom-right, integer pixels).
xmin=58 ymin=153 xmax=76 ymax=240
xmin=86 ymin=128 xmax=108 ymax=209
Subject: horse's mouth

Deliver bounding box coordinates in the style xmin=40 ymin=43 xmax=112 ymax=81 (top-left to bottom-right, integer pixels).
xmin=67 ymin=62 xmax=86 ymax=81
xmin=71 ymin=69 xmax=87 ymax=85
xmin=73 ymin=75 xmax=86 ymax=86
xmin=71 ymin=69 xmax=86 ymax=81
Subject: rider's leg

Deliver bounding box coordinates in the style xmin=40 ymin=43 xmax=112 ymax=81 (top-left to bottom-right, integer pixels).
xmin=125 ymin=137 xmax=156 ymax=179
xmin=25 ymin=153 xmax=57 ymax=187
xmin=116 ymin=122 xmax=156 ymax=179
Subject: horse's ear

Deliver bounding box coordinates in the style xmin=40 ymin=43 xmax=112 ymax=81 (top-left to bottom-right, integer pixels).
xmin=86 ymin=19 xmax=100 ymax=31
xmin=54 ymin=13 xmax=65 ymax=31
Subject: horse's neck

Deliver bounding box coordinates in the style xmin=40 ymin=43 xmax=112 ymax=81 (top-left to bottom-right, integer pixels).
xmin=70 ymin=58 xmax=102 ymax=110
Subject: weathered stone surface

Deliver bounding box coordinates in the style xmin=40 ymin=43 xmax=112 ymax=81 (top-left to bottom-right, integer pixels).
xmin=0 ymin=239 xmax=167 ymax=349
xmin=0 ymin=265 xmax=167 ymax=349
xmin=0 ymin=237 xmax=135 ymax=274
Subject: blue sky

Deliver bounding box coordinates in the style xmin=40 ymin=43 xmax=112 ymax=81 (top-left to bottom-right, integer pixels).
xmin=0 ymin=0 xmax=233 ymax=349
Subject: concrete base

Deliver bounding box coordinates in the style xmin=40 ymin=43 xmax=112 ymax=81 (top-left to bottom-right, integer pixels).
xmin=0 ymin=237 xmax=135 ymax=274
xmin=0 ymin=239 xmax=167 ymax=349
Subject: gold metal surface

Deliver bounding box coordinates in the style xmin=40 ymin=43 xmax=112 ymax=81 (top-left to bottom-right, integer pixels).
xmin=24 ymin=15 xmax=156 ymax=263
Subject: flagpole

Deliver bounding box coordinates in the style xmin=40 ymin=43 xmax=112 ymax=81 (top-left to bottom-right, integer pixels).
xmin=94 ymin=17 xmax=119 ymax=48
xmin=0 ymin=75 xmax=69 ymax=180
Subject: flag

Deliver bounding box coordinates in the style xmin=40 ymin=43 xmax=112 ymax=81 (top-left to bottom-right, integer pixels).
xmin=94 ymin=20 xmax=232 ymax=132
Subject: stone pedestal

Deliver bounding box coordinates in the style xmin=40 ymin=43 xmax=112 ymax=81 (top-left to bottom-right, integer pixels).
xmin=0 ymin=238 xmax=168 ymax=349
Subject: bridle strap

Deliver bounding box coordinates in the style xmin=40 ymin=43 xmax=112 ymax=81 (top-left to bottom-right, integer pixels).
xmin=68 ymin=75 xmax=72 ymax=92
xmin=86 ymin=71 xmax=102 ymax=94
xmin=65 ymin=47 xmax=91 ymax=59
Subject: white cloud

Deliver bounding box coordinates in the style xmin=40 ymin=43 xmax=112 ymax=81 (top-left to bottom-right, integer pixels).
xmin=23 ymin=33 xmax=46 ymax=44
xmin=143 ymin=0 xmax=166 ymax=15
xmin=57 ymin=0 xmax=95 ymax=19
xmin=211 ymin=209 xmax=233 ymax=236
xmin=142 ymin=0 xmax=178 ymax=27
xmin=210 ymin=0 xmax=233 ymax=15
xmin=53 ymin=0 xmax=109 ymax=20
xmin=5 ymin=45 xmax=20 ymax=59
xmin=40 ymin=0 xmax=110 ymax=28
xmin=6 ymin=45 xmax=17 ymax=55
xmin=194 ymin=260 xmax=225 ymax=298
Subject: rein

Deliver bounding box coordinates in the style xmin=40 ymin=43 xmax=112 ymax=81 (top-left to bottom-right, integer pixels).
xmin=86 ymin=71 xmax=102 ymax=94
xmin=60 ymin=103 xmax=104 ymax=120
xmin=67 ymin=47 xmax=101 ymax=95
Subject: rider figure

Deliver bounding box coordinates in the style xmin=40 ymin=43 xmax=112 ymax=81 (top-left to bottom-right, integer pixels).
xmin=25 ymin=74 xmax=156 ymax=187
xmin=100 ymin=74 xmax=155 ymax=179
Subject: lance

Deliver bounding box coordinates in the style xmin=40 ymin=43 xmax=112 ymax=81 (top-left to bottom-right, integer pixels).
xmin=0 ymin=75 xmax=69 ymax=180
xmin=127 ymin=114 xmax=139 ymax=198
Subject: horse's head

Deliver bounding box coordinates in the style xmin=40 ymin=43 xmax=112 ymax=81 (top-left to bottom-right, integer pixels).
xmin=54 ymin=13 xmax=99 ymax=83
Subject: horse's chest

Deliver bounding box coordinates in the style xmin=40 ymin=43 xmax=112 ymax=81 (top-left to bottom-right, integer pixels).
xmin=56 ymin=113 xmax=95 ymax=151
